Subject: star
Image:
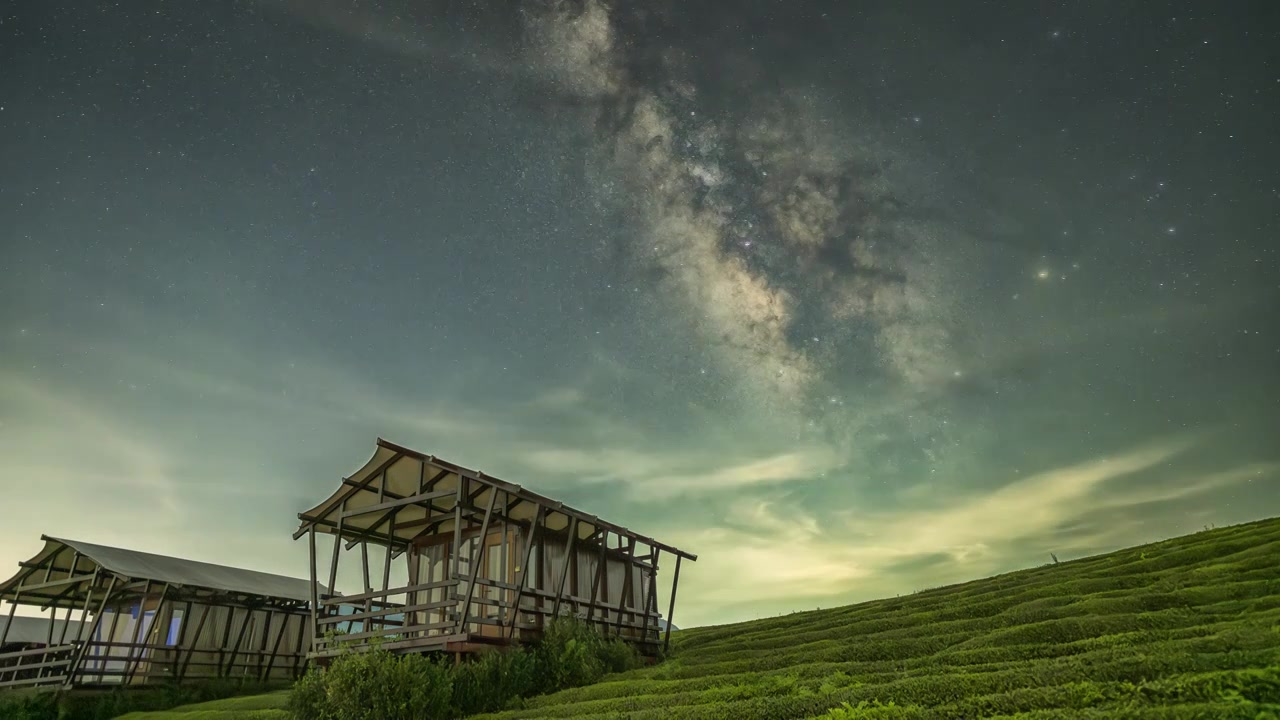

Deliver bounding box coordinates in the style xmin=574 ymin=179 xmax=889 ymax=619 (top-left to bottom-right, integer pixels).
xmin=1037 ymin=270 xmax=1050 ymax=280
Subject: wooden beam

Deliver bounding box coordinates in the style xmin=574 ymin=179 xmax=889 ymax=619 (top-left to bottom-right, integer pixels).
xmin=455 ymin=488 xmax=498 ymax=634
xmin=99 ymin=589 xmax=125 ymax=684
xmin=221 ymin=609 xmax=253 ymax=678
xmin=505 ymin=505 xmax=543 ymax=639
xmin=663 ymin=555 xmax=682 ymax=654
xmin=63 ymin=571 xmax=111 ymax=681
xmin=379 ymin=514 xmax=395 ymax=630
xmin=340 ymin=489 xmax=456 ymax=520
xmin=261 ymin=611 xmax=288 ymax=681
xmin=326 ymin=500 xmax=346 ymax=597
xmin=125 ymin=583 xmax=170 ymax=684
xmin=254 ymin=610 xmax=273 ymax=680
xmin=612 ymin=537 xmax=637 ymax=637
xmin=169 ymin=600 xmax=193 ymax=679
xmin=177 ymin=603 xmax=211 ymax=683
xmin=550 ymin=516 xmax=579 ymax=621
xmin=586 ymin=530 xmax=608 ymax=628
xmin=307 ymin=527 xmax=319 ymax=654
xmin=346 ymin=468 xmax=451 ymax=548
xmin=293 ymin=451 xmax=405 ymax=539
xmin=640 ymin=549 xmax=658 ymax=642
xmin=10 ymin=572 xmax=98 ymax=595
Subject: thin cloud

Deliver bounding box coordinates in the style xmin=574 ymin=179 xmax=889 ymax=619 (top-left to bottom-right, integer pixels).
xmin=519 ymin=444 xmax=843 ymax=501
xmin=659 ymin=437 xmax=1261 ymax=626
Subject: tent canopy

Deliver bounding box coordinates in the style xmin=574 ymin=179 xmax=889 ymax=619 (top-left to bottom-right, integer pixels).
xmin=0 ymin=536 xmax=326 ymax=608
xmin=294 ymin=437 xmax=697 ymax=562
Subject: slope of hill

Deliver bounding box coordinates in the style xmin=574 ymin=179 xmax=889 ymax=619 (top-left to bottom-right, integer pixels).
xmin=120 ymin=517 xmax=1280 ymax=719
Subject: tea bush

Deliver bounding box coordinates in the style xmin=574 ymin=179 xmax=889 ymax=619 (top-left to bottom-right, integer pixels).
xmin=287 ymin=615 xmax=644 ymax=720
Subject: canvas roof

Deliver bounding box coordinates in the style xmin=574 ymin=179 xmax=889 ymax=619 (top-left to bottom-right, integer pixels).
xmin=294 ymin=438 xmax=696 ymax=562
xmin=0 ymin=536 xmax=325 ymax=606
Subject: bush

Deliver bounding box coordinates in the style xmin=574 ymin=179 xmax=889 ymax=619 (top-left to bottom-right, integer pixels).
xmin=288 ymin=615 xmax=647 ymax=719
xmin=534 ymin=616 xmax=644 ymax=692
xmin=288 ymin=646 xmax=452 ymax=720
xmin=452 ymin=647 xmax=538 ymax=715
xmin=0 ymin=690 xmax=58 ymax=720
xmin=0 ymin=679 xmax=282 ymax=720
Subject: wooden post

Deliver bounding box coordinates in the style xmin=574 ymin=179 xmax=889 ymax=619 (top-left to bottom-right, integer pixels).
xmin=499 ymin=491 xmax=509 ymax=626
xmin=640 ymin=548 xmax=658 ymax=644
xmin=120 ymin=581 xmax=153 ymax=683
xmin=170 ymin=601 xmax=193 ymax=679
xmin=550 ymin=517 xmax=579 ymax=621
xmin=261 ymin=611 xmax=288 ymax=681
xmin=663 ymin=556 xmax=682 ymax=654
xmin=177 ymin=603 xmax=211 ymax=683
xmin=291 ymin=614 xmax=308 ymax=678
xmin=55 ymin=554 xmax=83 ymax=646
xmin=64 ymin=575 xmax=117 ymax=689
xmin=587 ymin=531 xmax=608 ymax=630
xmin=1 ymin=589 xmax=21 ymax=647
xmin=307 ymin=527 xmax=320 ymax=653
xmin=327 ymin=501 xmax=346 ymax=596
xmin=125 ymin=583 xmax=170 ymax=684
xmin=216 ymin=604 xmax=235 ymax=676
xmin=455 ymin=488 xmax=498 ymax=634
xmin=612 ymin=538 xmax=637 ymax=637
xmin=255 ymin=610 xmax=274 ymax=679
xmin=360 ymin=542 xmax=372 ymax=624
xmin=221 ymin=609 xmax=253 ymax=678
xmin=505 ymin=505 xmax=543 ymax=639
xmin=380 ymin=515 xmax=395 ymax=631
xmin=99 ymin=588 xmax=125 ymax=683
xmin=451 ymin=476 xmax=465 ymax=583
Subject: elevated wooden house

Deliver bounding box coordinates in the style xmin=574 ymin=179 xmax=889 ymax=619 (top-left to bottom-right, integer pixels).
xmin=294 ymin=438 xmax=696 ymax=662
xmin=0 ymin=537 xmax=322 ymax=691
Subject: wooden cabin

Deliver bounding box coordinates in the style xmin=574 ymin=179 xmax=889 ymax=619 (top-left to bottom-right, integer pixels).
xmin=294 ymin=438 xmax=696 ymax=662
xmin=0 ymin=537 xmax=322 ymax=691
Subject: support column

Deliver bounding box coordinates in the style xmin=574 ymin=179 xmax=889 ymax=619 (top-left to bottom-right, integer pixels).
xmin=663 ymin=556 xmax=683 ymax=654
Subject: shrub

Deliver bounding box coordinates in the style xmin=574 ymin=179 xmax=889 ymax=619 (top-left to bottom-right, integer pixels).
xmin=533 ymin=615 xmax=644 ymax=692
xmin=287 ymin=615 xmax=648 ymax=719
xmin=288 ymin=646 xmax=452 ymax=720
xmin=0 ymin=690 xmax=58 ymax=720
xmin=452 ymin=646 xmax=539 ymax=715
xmin=0 ymin=679 xmax=282 ymax=720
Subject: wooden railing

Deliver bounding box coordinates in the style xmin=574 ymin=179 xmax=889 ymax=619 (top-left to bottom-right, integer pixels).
xmin=0 ymin=644 xmax=77 ymax=689
xmin=0 ymin=639 xmax=307 ymax=689
xmin=311 ymin=574 xmax=661 ymax=659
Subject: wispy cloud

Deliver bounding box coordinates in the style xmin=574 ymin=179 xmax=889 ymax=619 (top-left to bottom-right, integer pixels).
xmin=519 ymin=443 xmax=844 ymax=500
xmin=660 ymin=436 xmax=1270 ymax=626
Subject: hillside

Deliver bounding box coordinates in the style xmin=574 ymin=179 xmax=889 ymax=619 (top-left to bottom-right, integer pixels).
xmin=121 ymin=517 xmax=1280 ymax=719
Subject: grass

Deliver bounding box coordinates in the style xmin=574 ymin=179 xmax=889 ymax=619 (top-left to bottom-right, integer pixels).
xmin=122 ymin=517 xmax=1280 ymax=719
xmin=114 ymin=691 xmax=290 ymax=719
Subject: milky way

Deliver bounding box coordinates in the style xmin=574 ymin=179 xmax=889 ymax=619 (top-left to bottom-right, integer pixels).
xmin=523 ymin=0 xmax=970 ymax=429
xmin=2 ymin=0 xmax=1277 ymax=625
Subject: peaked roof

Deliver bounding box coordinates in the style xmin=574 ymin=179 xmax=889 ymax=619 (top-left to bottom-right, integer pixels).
xmin=0 ymin=536 xmax=324 ymax=605
xmin=294 ymin=438 xmax=697 ymax=562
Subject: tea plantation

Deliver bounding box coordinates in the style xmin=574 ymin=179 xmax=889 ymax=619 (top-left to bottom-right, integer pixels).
xmin=121 ymin=517 xmax=1280 ymax=719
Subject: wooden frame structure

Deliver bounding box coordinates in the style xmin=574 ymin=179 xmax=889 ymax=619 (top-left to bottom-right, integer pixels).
xmin=294 ymin=438 xmax=696 ymax=662
xmin=0 ymin=537 xmax=321 ymax=692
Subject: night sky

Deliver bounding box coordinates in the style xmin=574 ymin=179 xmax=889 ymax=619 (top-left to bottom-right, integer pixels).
xmin=2 ymin=0 xmax=1278 ymax=627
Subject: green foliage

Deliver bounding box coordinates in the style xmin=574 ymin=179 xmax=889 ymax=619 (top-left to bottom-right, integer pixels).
xmin=534 ymin=615 xmax=641 ymax=690
xmin=284 ymin=615 xmax=643 ymax=720
xmin=87 ymin=516 xmax=1280 ymax=720
xmin=451 ymin=647 xmax=538 ymax=715
xmin=0 ymin=680 xmax=283 ymax=720
xmin=0 ymin=690 xmax=59 ymax=720
xmin=287 ymin=646 xmax=451 ymax=720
